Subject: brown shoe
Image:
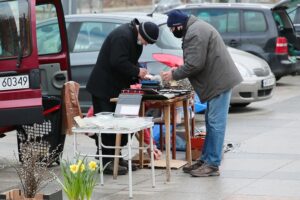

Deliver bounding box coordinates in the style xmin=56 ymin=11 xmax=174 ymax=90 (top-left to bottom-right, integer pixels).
xmin=190 ymin=163 xmax=220 ymax=177
xmin=182 ymin=160 xmax=204 ymax=173
xmin=119 ymin=159 xmax=139 ymax=171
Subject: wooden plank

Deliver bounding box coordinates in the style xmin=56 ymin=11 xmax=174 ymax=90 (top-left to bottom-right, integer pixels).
xmin=152 ymin=159 xmax=187 ymax=169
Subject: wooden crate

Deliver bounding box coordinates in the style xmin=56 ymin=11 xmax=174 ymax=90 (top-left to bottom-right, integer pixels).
xmin=0 ymin=189 xmax=62 ymax=200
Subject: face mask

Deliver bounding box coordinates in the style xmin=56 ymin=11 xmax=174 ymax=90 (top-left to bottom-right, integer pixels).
xmin=172 ymin=28 xmax=184 ymax=38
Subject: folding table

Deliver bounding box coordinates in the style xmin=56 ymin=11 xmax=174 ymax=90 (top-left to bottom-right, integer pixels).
xmin=72 ymin=116 xmax=155 ymax=198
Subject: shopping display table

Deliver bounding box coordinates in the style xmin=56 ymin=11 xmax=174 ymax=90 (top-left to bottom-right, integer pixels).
xmin=72 ymin=115 xmax=155 ymax=198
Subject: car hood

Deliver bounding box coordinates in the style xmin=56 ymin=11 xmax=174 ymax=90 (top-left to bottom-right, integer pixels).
xmin=227 ymin=47 xmax=269 ymax=70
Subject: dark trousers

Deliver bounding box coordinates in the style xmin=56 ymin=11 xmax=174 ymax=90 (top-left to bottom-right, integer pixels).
xmin=91 ymin=95 xmax=128 ymax=164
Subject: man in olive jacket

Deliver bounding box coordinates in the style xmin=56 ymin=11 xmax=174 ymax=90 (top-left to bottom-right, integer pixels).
xmin=86 ymin=18 xmax=159 ymax=175
xmin=162 ymin=10 xmax=243 ymax=177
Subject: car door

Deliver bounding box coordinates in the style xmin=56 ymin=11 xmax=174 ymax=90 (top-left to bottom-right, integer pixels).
xmin=0 ymin=0 xmax=43 ymax=127
xmin=0 ymin=0 xmax=69 ymax=128
xmin=181 ymin=8 xmax=242 ymax=48
xmin=36 ymin=0 xmax=70 ymax=97
xmin=273 ymin=0 xmax=300 ymax=49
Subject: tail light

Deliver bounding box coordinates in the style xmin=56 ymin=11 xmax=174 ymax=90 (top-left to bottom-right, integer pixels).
xmin=275 ymin=37 xmax=288 ymax=55
xmin=152 ymin=53 xmax=183 ymax=68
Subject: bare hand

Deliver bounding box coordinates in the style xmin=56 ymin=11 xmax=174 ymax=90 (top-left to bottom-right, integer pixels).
xmin=139 ymin=68 xmax=148 ymax=79
xmin=160 ymin=71 xmax=173 ymax=81
xmin=147 ymin=146 xmax=162 ymax=160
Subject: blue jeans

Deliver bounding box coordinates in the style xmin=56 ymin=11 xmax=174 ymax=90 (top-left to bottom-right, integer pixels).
xmin=200 ymin=89 xmax=232 ymax=167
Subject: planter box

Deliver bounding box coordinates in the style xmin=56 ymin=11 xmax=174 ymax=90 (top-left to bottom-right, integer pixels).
xmin=0 ymin=189 xmax=62 ymax=200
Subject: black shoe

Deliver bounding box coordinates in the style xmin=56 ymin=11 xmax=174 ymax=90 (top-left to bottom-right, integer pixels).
xmin=103 ymin=162 xmax=128 ymax=175
xmin=182 ymin=160 xmax=204 ymax=173
xmin=119 ymin=159 xmax=139 ymax=171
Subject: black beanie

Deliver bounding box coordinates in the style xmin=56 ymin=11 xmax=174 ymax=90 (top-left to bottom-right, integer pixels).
xmin=139 ymin=22 xmax=159 ymax=44
xmin=167 ymin=10 xmax=188 ymax=27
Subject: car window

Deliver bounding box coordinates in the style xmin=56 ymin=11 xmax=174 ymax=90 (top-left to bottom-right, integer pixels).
xmin=286 ymin=7 xmax=297 ymax=22
xmin=36 ymin=4 xmax=61 ymax=55
xmin=156 ymin=24 xmax=182 ymax=49
xmin=243 ymin=11 xmax=267 ymax=32
xmin=73 ymin=22 xmax=119 ymax=53
xmin=273 ymin=10 xmax=294 ymax=29
xmin=192 ymin=9 xmax=240 ymax=33
xmin=0 ymin=0 xmax=30 ymax=58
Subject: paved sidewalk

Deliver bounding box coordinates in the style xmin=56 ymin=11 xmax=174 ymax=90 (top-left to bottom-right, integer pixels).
xmin=1 ymin=76 xmax=300 ymax=200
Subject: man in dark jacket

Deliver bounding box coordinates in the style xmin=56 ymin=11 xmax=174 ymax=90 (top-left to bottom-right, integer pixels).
xmin=86 ymin=18 xmax=159 ymax=175
xmin=162 ymin=10 xmax=243 ymax=177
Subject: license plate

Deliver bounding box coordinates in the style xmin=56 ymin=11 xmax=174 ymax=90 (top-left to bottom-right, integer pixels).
xmin=262 ymin=77 xmax=275 ymax=88
xmin=0 ymin=75 xmax=29 ymax=91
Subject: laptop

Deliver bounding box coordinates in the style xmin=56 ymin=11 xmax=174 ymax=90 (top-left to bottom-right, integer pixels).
xmin=114 ymin=93 xmax=142 ymax=116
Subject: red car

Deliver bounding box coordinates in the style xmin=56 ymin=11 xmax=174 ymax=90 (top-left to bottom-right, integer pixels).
xmin=0 ymin=0 xmax=70 ymax=132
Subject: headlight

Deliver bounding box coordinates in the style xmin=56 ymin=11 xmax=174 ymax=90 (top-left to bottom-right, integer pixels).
xmin=235 ymin=62 xmax=254 ymax=78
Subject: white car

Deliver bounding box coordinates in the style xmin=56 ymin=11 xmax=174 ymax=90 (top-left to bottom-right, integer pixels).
xmin=36 ymin=12 xmax=275 ymax=111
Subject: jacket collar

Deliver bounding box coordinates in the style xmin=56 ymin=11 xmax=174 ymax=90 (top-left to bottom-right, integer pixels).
xmin=186 ymin=15 xmax=198 ymax=30
xmin=130 ymin=18 xmax=139 ymax=40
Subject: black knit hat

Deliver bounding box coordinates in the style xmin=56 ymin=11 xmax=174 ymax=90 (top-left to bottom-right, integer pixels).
xmin=167 ymin=10 xmax=188 ymax=27
xmin=139 ymin=22 xmax=159 ymax=44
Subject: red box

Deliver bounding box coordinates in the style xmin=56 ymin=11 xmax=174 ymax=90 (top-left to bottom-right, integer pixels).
xmin=191 ymin=136 xmax=205 ymax=150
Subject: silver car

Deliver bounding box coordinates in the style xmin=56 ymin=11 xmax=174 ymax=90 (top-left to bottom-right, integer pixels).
xmin=36 ymin=12 xmax=275 ymax=111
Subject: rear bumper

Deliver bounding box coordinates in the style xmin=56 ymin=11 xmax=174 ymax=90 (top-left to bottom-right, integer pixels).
xmin=0 ymin=106 xmax=43 ymax=127
xmin=268 ymin=54 xmax=296 ymax=78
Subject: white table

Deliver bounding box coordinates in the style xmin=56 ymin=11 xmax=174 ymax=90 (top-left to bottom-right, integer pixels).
xmin=72 ymin=116 xmax=155 ymax=199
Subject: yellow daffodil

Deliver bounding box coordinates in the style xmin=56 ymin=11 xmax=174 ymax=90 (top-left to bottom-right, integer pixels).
xmin=77 ymin=160 xmax=83 ymax=165
xmin=79 ymin=163 xmax=85 ymax=172
xmin=70 ymin=164 xmax=78 ymax=174
xmin=58 ymin=158 xmax=100 ymax=200
xmin=88 ymin=161 xmax=98 ymax=171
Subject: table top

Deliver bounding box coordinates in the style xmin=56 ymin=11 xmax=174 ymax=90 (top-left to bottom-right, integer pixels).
xmin=72 ymin=115 xmax=154 ymax=134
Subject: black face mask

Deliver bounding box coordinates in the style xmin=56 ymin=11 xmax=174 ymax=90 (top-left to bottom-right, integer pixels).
xmin=172 ymin=28 xmax=184 ymax=38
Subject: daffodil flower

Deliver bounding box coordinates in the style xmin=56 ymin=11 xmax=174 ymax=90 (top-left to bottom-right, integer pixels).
xmin=57 ymin=157 xmax=100 ymax=200
xmin=88 ymin=161 xmax=98 ymax=171
xmin=70 ymin=164 xmax=78 ymax=174
xmin=79 ymin=163 xmax=85 ymax=172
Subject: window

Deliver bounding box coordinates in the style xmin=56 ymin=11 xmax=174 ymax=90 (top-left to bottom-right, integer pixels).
xmin=156 ymin=24 xmax=182 ymax=49
xmin=273 ymin=10 xmax=294 ymax=29
xmin=194 ymin=9 xmax=240 ymax=33
xmin=0 ymin=0 xmax=30 ymax=59
xmin=286 ymin=7 xmax=296 ymax=23
xmin=73 ymin=22 xmax=119 ymax=52
xmin=227 ymin=12 xmax=239 ymax=32
xmin=243 ymin=11 xmax=267 ymax=32
xmin=36 ymin=4 xmax=61 ymax=55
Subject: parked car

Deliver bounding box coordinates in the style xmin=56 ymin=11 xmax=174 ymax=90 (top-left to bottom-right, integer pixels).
xmin=173 ymin=1 xmax=300 ymax=80
xmin=153 ymin=0 xmax=207 ymax=13
xmin=36 ymin=12 xmax=275 ymax=111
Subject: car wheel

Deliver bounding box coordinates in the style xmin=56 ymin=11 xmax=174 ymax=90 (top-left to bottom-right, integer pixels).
xmin=230 ymin=103 xmax=250 ymax=108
